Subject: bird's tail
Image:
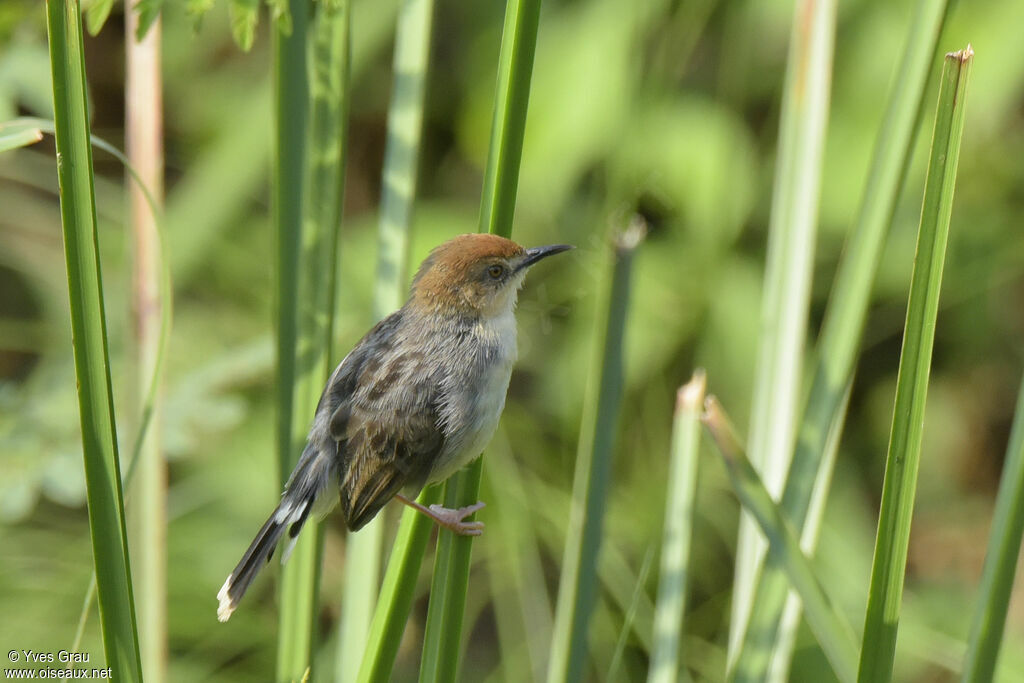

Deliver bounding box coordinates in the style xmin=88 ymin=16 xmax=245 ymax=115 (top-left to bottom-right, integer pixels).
xmin=217 ymin=445 xmax=326 ymax=622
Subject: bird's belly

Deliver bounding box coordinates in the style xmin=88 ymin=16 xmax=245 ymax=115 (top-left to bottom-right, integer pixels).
xmin=428 ymin=359 xmax=514 ymax=484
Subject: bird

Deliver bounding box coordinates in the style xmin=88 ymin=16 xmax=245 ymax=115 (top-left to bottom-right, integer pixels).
xmin=217 ymin=233 xmax=572 ymax=621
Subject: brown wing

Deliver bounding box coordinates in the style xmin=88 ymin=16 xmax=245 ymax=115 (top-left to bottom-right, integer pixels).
xmin=327 ymin=339 xmax=443 ymax=531
xmin=335 ymin=407 xmax=442 ymax=530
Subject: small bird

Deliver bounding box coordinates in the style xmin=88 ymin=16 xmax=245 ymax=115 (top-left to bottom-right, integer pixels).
xmin=217 ymin=233 xmax=572 ymax=621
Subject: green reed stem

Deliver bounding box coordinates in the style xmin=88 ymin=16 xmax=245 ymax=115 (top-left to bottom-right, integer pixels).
xmin=357 ymin=485 xmax=443 ymax=683
xmin=857 ymin=46 xmax=973 ymax=683
xmin=703 ymin=397 xmax=858 ymax=683
xmin=271 ymin=0 xmax=308 ymax=493
xmin=649 ymin=371 xmax=706 ymax=683
xmin=13 ymin=119 xmax=173 ymax=671
xmin=418 ymin=0 xmax=542 ymax=680
xmin=271 ymin=0 xmax=309 ymax=676
xmin=961 ymin=377 xmax=1024 ymax=682
xmin=729 ymin=0 xmax=836 ymax=670
xmin=733 ymin=1 xmax=952 ymax=678
xmin=420 ymin=460 xmax=484 ymax=683
xmin=609 ymin=546 xmax=656 ymax=683
xmin=373 ymin=0 xmax=435 ymax=319
xmin=45 ymin=0 xmax=142 ymax=678
xmin=338 ymin=1 xmax=434 ymax=678
xmin=547 ymin=223 xmax=644 ymax=683
xmin=0 ymin=120 xmax=43 ymax=151
xmin=277 ymin=0 xmax=351 ymax=679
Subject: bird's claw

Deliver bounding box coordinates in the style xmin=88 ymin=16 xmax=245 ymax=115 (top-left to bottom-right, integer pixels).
xmin=428 ymin=501 xmax=486 ymax=536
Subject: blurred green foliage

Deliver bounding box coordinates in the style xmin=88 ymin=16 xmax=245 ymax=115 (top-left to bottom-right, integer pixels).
xmin=2 ymin=0 xmax=1024 ymax=680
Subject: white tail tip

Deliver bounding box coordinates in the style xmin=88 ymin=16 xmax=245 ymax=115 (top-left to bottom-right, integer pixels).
xmin=216 ymin=576 xmax=235 ymax=622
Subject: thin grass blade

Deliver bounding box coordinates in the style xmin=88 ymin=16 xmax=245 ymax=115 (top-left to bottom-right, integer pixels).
xmin=730 ymin=0 xmax=837 ymax=668
xmin=547 ymin=223 xmax=645 ymax=683
xmin=420 ymin=460 xmax=484 ymax=683
xmin=732 ymin=1 xmax=952 ymax=678
xmin=703 ymin=397 xmax=858 ymax=683
xmin=961 ymin=376 xmax=1024 ymax=682
xmin=648 ymin=370 xmax=706 ymax=683
xmin=277 ymin=0 xmax=352 ymax=679
xmin=20 ymin=120 xmax=174 ymax=495
xmin=271 ymin=0 xmax=309 ymax=492
xmin=0 ymin=120 xmax=43 ymax=152
xmin=84 ymin=0 xmax=115 ymax=35
xmin=357 ymin=485 xmax=443 ymax=683
xmin=857 ymin=46 xmax=974 ymax=683
xmin=476 ymin=0 xmax=542 ymax=239
xmin=765 ymin=383 xmax=851 ymax=683
xmin=483 ymin=444 xmax=555 ymax=682
xmin=531 ymin=475 xmax=658 ymax=654
xmin=418 ymin=0 xmax=543 ymax=680
xmin=337 ymin=2 xmax=435 ymax=678
xmin=34 ymin=120 xmax=174 ymax=668
xmin=609 ymin=546 xmax=656 ymax=683
xmin=44 ymin=0 xmax=142 ymax=677
xmin=270 ymin=0 xmax=310 ymax=676
xmin=373 ymin=0 xmax=435 ymax=319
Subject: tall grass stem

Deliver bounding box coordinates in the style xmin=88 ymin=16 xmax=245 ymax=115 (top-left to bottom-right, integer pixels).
xmin=271 ymin=0 xmax=309 ymax=488
xmin=277 ymin=0 xmax=352 ymax=678
xmin=857 ymin=46 xmax=974 ymax=683
xmin=373 ymin=0 xmax=435 ymax=319
xmin=0 ymin=120 xmax=43 ymax=151
xmin=609 ymin=546 xmax=656 ymax=682
xmin=357 ymin=485 xmax=443 ymax=683
xmin=337 ymin=1 xmax=435 ymax=677
xmin=18 ymin=120 xmax=173 ymax=670
xmin=547 ymin=222 xmax=644 ymax=683
xmin=730 ymin=0 xmax=836 ymax=668
xmin=45 ymin=0 xmax=142 ymax=677
xmin=270 ymin=0 xmax=310 ymax=676
xmin=733 ymin=1 xmax=951 ymax=676
xmin=703 ymin=397 xmax=858 ymax=683
xmin=125 ymin=10 xmax=166 ymax=683
xmin=961 ymin=377 xmax=1024 ymax=682
xmin=418 ymin=0 xmax=543 ymax=679
xmin=420 ymin=460 xmax=484 ymax=683
xmin=648 ymin=371 xmax=706 ymax=683
xmin=765 ymin=383 xmax=851 ymax=683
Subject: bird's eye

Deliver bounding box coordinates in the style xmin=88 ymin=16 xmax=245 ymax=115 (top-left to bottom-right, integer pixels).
xmin=487 ymin=264 xmax=505 ymax=279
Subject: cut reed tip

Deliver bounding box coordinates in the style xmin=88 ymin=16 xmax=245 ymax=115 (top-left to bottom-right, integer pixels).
xmin=676 ymin=369 xmax=707 ymax=413
xmin=615 ymin=215 xmax=648 ymax=252
xmin=947 ymin=44 xmax=974 ymax=62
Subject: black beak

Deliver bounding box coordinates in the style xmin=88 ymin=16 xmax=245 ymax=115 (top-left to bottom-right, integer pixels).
xmin=516 ymin=244 xmax=574 ymax=272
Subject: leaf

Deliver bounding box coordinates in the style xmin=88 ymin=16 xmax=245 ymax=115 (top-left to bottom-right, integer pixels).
xmin=649 ymin=371 xmax=706 ymax=682
xmin=858 ymin=46 xmax=974 ymax=683
xmin=0 ymin=120 xmax=42 ymax=153
xmin=185 ymin=0 xmax=217 ymax=23
xmin=266 ymin=0 xmax=292 ymax=36
xmin=44 ymin=0 xmax=142 ymax=674
xmin=702 ymin=397 xmax=859 ymax=683
xmin=961 ymin=374 xmax=1024 ymax=681
xmin=84 ymin=0 xmax=116 ymax=36
xmin=228 ymin=0 xmax=260 ymax=52
xmin=133 ymin=0 xmax=167 ymax=42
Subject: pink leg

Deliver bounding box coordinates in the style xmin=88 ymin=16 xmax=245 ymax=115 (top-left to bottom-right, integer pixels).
xmin=395 ymin=494 xmax=486 ymax=536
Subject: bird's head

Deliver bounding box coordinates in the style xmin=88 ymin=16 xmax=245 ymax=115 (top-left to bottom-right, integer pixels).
xmin=409 ymin=234 xmax=572 ymax=318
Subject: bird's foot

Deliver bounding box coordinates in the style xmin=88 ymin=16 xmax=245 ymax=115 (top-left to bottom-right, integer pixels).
xmin=395 ymin=495 xmax=486 ymax=536
xmin=427 ymin=502 xmax=486 ymax=536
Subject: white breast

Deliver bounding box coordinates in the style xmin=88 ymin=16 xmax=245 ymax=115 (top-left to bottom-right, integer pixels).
xmin=428 ymin=309 xmax=518 ymax=484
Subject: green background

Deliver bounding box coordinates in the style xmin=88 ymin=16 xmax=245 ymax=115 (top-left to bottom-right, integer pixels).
xmin=1 ymin=0 xmax=1023 ymax=680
